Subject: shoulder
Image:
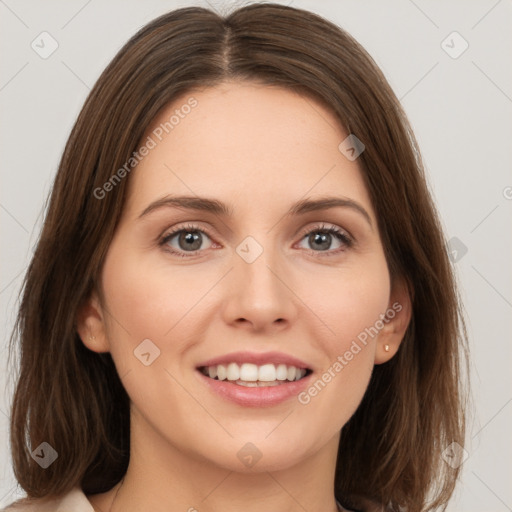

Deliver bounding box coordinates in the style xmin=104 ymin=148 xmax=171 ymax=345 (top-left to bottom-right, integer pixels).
xmin=0 ymin=487 xmax=94 ymax=512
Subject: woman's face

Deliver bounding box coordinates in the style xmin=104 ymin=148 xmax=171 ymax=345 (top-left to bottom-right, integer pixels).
xmin=82 ymin=80 xmax=409 ymax=473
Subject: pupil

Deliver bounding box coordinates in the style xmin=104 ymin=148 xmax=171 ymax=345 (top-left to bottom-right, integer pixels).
xmin=310 ymin=232 xmax=331 ymax=251
xmin=179 ymin=231 xmax=202 ymax=251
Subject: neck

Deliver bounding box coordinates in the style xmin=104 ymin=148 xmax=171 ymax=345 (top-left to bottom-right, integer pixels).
xmin=91 ymin=408 xmax=342 ymax=512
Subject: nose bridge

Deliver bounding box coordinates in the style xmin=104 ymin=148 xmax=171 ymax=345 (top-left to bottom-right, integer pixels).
xmin=223 ymin=234 xmax=297 ymax=329
xmin=239 ymin=249 xmax=280 ymax=299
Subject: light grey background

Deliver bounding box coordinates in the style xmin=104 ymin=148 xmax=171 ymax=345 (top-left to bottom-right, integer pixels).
xmin=1 ymin=0 xmax=511 ymax=510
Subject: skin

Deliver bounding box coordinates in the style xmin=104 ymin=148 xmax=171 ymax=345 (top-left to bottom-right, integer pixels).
xmin=78 ymin=81 xmax=411 ymax=512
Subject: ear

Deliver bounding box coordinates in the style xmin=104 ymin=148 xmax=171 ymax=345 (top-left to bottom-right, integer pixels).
xmin=76 ymin=289 xmax=110 ymax=353
xmin=374 ymin=276 xmax=412 ymax=364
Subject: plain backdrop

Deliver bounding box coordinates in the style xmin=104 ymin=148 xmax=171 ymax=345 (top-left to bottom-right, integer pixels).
xmin=1 ymin=0 xmax=511 ymax=510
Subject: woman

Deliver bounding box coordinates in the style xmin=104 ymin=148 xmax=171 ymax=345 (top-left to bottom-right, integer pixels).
xmin=3 ymin=3 xmax=468 ymax=511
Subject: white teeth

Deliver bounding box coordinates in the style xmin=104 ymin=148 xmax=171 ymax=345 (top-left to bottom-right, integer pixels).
xmin=200 ymin=363 xmax=308 ymax=384
xmin=276 ymin=364 xmax=288 ymax=380
xmin=240 ymin=363 xmax=259 ymax=381
xmin=217 ymin=364 xmax=227 ymax=381
xmin=226 ymin=362 xmax=239 ymax=380
xmin=236 ymin=380 xmax=258 ymax=387
xmin=258 ymin=364 xmax=276 ymax=381
xmin=236 ymin=380 xmax=280 ymax=387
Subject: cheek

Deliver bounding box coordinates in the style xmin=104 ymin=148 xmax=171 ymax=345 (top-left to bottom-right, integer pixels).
xmin=99 ymin=247 xmax=208 ymax=413
xmin=100 ymin=244 xmax=212 ymax=346
xmin=301 ymin=258 xmax=391 ymax=349
xmin=294 ymin=258 xmax=389 ymax=414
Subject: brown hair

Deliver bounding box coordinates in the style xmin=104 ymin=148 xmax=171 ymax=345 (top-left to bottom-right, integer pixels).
xmin=7 ymin=3 xmax=469 ymax=511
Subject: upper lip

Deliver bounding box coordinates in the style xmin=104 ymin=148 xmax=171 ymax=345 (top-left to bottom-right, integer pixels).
xmin=197 ymin=351 xmax=311 ymax=370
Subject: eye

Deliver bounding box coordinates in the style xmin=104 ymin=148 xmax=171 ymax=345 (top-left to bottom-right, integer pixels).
xmin=159 ymin=224 xmax=215 ymax=257
xmin=296 ymin=224 xmax=352 ymax=255
xmin=158 ymin=222 xmax=352 ymax=258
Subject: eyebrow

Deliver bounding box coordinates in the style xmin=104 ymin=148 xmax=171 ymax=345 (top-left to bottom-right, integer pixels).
xmin=138 ymin=195 xmax=373 ymax=228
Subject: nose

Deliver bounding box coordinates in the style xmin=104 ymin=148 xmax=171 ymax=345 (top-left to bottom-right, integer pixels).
xmin=221 ymin=244 xmax=298 ymax=333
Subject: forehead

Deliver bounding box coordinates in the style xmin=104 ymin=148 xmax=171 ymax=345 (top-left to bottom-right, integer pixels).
xmin=124 ymin=81 xmax=374 ymax=221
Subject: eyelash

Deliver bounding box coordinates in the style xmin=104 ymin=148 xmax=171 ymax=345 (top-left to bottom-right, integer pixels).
xmin=158 ymin=223 xmax=353 ymax=258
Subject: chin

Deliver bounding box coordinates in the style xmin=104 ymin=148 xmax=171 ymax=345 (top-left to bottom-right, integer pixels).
xmin=194 ymin=434 xmax=318 ymax=474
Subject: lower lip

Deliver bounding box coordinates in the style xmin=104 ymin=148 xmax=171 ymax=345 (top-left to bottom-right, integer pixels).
xmin=196 ymin=370 xmax=312 ymax=407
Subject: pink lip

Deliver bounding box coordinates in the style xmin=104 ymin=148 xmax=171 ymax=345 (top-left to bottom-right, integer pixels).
xmin=196 ymin=370 xmax=313 ymax=407
xmin=196 ymin=351 xmax=311 ymax=369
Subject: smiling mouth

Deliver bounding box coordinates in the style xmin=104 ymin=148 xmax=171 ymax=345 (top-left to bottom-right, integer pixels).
xmin=198 ymin=362 xmax=312 ymax=387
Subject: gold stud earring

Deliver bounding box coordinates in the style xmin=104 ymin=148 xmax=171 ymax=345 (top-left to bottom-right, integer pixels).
xmin=89 ymin=335 xmax=96 ymax=341
xmin=384 ymin=344 xmax=390 ymax=352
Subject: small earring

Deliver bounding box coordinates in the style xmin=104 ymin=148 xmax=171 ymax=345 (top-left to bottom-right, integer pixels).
xmin=89 ymin=335 xmax=96 ymax=341
xmin=384 ymin=344 xmax=390 ymax=352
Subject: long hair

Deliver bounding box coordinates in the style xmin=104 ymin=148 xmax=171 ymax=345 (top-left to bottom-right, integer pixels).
xmin=8 ymin=4 xmax=468 ymax=511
